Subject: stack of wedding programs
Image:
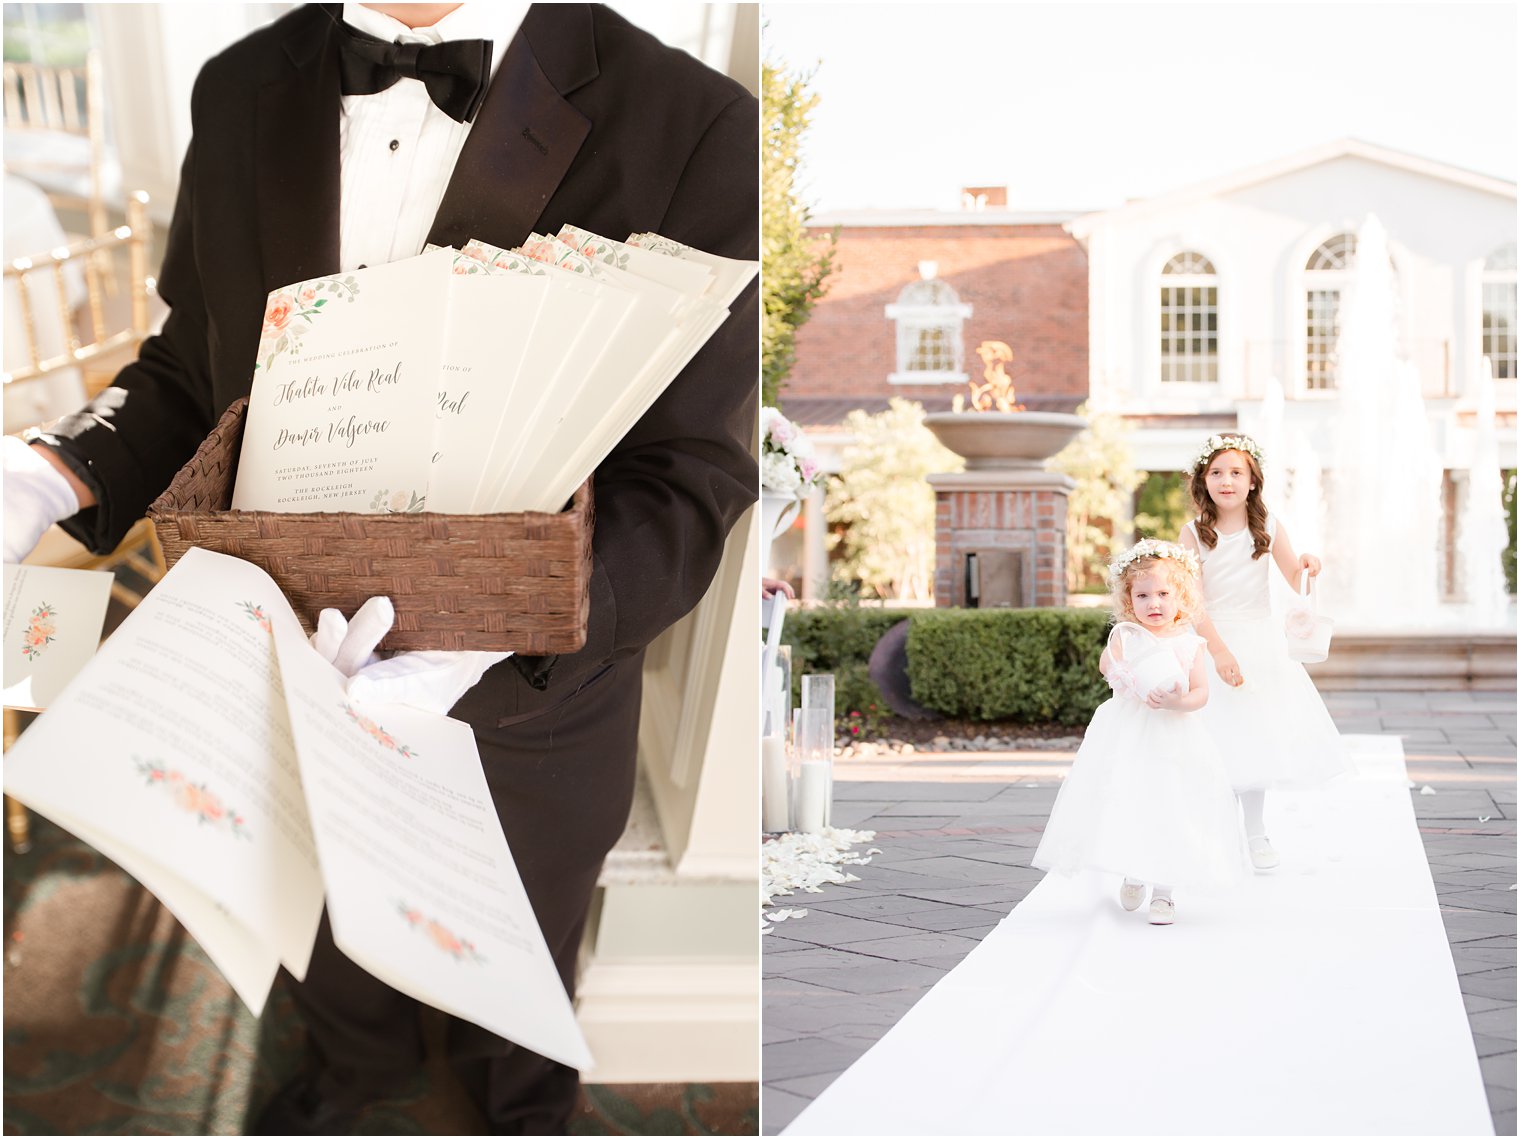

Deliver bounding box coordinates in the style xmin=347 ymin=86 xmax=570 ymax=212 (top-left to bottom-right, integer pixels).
xmin=232 ymin=225 xmax=758 ymax=516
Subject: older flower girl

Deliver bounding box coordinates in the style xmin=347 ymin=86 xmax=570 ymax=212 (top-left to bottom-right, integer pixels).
xmin=1032 ymin=540 xmax=1249 ymax=925
xmin=1179 ymin=434 xmax=1348 ymax=871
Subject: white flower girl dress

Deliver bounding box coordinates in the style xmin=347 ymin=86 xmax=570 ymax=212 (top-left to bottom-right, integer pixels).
xmin=1032 ymin=622 xmax=1250 ymax=890
xmin=1186 ymin=515 xmax=1348 ymax=790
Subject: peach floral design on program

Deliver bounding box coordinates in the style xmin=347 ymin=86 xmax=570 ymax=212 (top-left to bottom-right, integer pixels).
xmin=238 ymin=601 xmax=272 ymax=633
xmin=21 ymin=603 xmax=57 ymax=661
xmin=397 ymin=900 xmax=485 ymax=963
xmin=255 ymin=274 xmax=361 ymax=373
xmin=367 ymin=488 xmax=425 ymax=514
xmin=342 ymin=702 xmax=418 ymax=758
xmin=135 ymin=758 xmax=252 ymax=840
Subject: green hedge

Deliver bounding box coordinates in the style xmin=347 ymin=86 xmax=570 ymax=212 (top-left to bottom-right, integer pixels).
xmin=1504 ymin=470 xmax=1516 ymax=596
xmin=780 ymin=607 xmax=916 ymax=728
xmin=907 ymin=608 xmax=1112 ymax=725
xmin=780 ymin=606 xmax=1113 ymax=727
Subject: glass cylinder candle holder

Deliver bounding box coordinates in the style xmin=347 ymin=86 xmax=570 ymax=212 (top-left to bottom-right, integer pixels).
xmin=801 ymin=672 xmax=835 ymax=727
xmin=792 ymin=705 xmax=833 ymax=834
xmin=764 ymin=644 xmax=792 ymax=740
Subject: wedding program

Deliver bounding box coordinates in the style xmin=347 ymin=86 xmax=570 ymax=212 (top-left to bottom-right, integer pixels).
xmin=233 ymin=224 xmax=758 ymax=517
xmin=1 ymin=547 xmax=593 ymax=1071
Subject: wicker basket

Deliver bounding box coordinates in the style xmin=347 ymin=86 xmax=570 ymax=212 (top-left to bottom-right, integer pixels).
xmin=147 ymin=399 xmax=592 ymax=653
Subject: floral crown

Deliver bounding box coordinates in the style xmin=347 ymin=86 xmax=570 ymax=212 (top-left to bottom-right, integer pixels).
xmin=1107 ymin=539 xmax=1201 ymax=588
xmin=1191 ymin=433 xmax=1264 ymax=473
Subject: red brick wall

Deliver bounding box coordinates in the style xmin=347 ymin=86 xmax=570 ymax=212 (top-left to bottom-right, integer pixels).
xmin=788 ymin=224 xmax=1089 ymax=405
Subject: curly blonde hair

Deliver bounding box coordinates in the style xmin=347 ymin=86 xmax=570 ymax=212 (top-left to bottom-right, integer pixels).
xmin=1110 ymin=554 xmax=1203 ymax=628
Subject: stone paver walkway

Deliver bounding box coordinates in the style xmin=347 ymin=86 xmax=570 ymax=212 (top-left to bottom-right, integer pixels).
xmin=762 ymin=690 xmax=1516 ymax=1136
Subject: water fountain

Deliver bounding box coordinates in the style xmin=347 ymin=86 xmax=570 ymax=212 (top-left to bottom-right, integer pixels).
xmin=1458 ymin=360 xmax=1511 ymax=625
xmin=1292 ymin=215 xmax=1514 ymax=688
xmin=1320 ymin=215 xmax=1444 ymax=625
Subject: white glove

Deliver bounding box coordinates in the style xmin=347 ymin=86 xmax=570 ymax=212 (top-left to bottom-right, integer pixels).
xmin=309 ymin=596 xmax=391 ymax=675
xmin=310 ymin=595 xmax=510 ymax=715
xmin=4 ymin=436 xmax=79 ymax=563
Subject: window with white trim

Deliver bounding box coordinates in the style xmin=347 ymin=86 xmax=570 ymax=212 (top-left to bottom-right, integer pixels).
xmin=1483 ymin=242 xmax=1517 ymax=381
xmin=1159 ymin=252 xmax=1218 ymax=383
xmin=885 ymin=262 xmax=972 ymax=384
xmin=1304 ymin=234 xmax=1356 ymax=390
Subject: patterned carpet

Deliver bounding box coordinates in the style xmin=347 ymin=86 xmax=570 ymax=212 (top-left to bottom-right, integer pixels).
xmin=3 ymin=813 xmax=758 ymax=1135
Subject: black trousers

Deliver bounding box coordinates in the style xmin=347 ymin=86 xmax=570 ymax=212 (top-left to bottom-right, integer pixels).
xmin=286 ymin=656 xmax=643 ymax=1133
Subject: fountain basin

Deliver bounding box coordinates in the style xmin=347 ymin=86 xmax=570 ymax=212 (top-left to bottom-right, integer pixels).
xmin=924 ymin=411 xmax=1087 ymax=469
xmin=1304 ymin=630 xmax=1516 ymax=691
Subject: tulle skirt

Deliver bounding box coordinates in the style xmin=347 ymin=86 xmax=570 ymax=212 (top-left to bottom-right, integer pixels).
xmin=1200 ymin=614 xmax=1349 ymax=791
xmin=1033 ymin=696 xmax=1251 ymax=891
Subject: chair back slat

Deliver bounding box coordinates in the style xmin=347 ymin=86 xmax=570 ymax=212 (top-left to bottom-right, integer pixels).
xmin=51 ymin=259 xmax=80 ymax=354
xmin=4 ymin=53 xmax=109 ymax=238
xmin=2 ymin=192 xmax=156 ymax=385
xmin=14 ymin=270 xmax=41 ymax=370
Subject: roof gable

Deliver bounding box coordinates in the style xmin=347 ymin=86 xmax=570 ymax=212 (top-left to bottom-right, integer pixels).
xmin=1068 ymin=139 xmax=1515 ymax=237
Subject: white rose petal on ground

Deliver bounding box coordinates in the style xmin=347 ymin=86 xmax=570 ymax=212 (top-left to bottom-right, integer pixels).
xmin=761 ymin=827 xmax=881 ymax=924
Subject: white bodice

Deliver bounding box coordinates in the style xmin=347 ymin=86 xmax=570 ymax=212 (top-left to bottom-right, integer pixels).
xmin=1110 ymin=621 xmax=1203 ymax=697
xmin=1187 ymin=515 xmax=1276 ymax=618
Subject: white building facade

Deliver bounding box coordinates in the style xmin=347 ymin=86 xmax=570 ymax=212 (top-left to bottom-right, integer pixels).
xmin=1069 ymin=139 xmax=1515 ymax=467
xmin=1068 ymin=140 xmax=1516 ymax=601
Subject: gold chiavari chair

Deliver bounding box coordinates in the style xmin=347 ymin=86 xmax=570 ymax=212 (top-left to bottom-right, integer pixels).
xmin=4 ymin=191 xmax=164 ymax=853
xmin=3 ymin=51 xmax=110 ymax=244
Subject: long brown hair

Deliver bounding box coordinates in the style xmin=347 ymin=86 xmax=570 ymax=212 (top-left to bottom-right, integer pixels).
xmin=1189 ymin=446 xmax=1271 ymax=560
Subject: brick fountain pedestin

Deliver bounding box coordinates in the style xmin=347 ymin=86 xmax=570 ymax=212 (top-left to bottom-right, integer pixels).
xmin=923 ymin=411 xmax=1087 ymax=609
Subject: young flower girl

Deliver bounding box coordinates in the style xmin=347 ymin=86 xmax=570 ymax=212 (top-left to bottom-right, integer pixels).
xmin=1032 ymin=540 xmax=1249 ymax=925
xmin=1178 ymin=434 xmax=1348 ymax=870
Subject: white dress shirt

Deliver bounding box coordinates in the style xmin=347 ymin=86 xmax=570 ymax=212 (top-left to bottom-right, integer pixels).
xmin=337 ymin=3 xmax=528 ymax=272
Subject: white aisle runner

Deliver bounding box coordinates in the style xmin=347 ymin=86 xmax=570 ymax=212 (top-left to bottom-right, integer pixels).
xmin=784 ymin=737 xmax=1494 ymax=1136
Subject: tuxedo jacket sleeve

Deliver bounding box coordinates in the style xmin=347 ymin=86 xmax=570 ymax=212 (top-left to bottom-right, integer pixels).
xmin=39 ymin=4 xmax=758 ymax=699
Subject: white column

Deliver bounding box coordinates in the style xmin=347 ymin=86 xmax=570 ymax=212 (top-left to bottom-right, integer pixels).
xmin=802 ymin=482 xmax=828 ymax=599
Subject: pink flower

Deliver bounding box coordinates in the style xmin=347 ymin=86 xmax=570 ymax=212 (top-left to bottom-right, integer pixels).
xmin=798 ymin=457 xmax=819 ymax=482
xmin=262 ymin=293 xmax=295 ymax=335
xmin=426 ymin=919 xmax=463 ymax=955
xmin=462 ymin=246 xmax=487 ymax=263
xmin=1284 ymin=608 xmax=1317 ymax=639
xmin=298 ymin=285 xmax=317 ymax=305
xmin=389 ymin=490 xmax=409 ymax=511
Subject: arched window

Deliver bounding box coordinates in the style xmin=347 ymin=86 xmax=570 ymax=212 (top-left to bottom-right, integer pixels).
xmin=1304 ymin=233 xmax=1356 ymax=391
xmin=1483 ymin=242 xmax=1517 ymax=380
xmin=885 ymin=262 xmax=972 ymax=384
xmin=1159 ymin=252 xmax=1218 ymax=383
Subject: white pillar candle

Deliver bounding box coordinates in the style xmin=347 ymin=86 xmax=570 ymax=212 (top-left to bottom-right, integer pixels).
xmin=761 ymin=735 xmax=789 ymax=832
xmin=795 ymin=759 xmax=830 ymax=834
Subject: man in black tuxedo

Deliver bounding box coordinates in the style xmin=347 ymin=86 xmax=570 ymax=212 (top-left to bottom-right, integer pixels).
xmin=6 ymin=4 xmax=757 ymax=1133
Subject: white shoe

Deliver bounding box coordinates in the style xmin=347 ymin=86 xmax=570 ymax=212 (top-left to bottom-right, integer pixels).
xmin=1148 ymin=897 xmax=1175 ymax=925
xmin=1249 ymin=835 xmax=1281 ymax=870
xmin=1119 ymin=880 xmax=1146 ymax=911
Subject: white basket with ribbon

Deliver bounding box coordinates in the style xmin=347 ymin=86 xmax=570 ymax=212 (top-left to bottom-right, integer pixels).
xmin=1284 ymin=570 xmax=1333 ymax=663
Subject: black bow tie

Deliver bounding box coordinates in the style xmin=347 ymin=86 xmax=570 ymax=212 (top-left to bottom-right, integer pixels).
xmin=336 ymin=23 xmax=493 ymax=124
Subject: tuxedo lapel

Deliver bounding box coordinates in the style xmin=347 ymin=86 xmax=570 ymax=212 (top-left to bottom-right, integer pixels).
xmin=427 ymin=4 xmax=596 ymax=250
xmin=256 ymin=15 xmax=343 ymax=291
